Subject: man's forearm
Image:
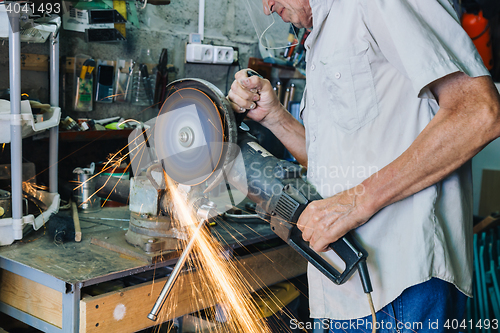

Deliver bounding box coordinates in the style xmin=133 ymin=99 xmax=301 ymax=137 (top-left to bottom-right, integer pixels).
xmin=261 ymin=106 xmax=308 ymax=166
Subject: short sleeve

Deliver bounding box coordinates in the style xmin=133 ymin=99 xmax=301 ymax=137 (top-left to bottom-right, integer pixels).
xmin=363 ymin=0 xmax=490 ymax=98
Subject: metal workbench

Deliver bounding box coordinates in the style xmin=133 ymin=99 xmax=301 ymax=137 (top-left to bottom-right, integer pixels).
xmin=0 ymin=206 xmax=287 ymax=332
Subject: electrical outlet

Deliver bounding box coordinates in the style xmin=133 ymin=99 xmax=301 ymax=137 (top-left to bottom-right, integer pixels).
xmin=186 ymin=43 xmax=213 ymax=63
xmin=213 ymin=46 xmax=234 ymax=65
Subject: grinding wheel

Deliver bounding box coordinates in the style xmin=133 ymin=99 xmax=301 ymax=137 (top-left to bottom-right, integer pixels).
xmin=154 ymin=79 xmax=237 ymax=188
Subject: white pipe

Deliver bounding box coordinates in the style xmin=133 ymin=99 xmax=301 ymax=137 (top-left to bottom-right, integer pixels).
xmin=198 ymin=0 xmax=204 ymax=41
xmin=49 ymin=32 xmax=59 ymax=193
xmin=9 ymin=13 xmax=23 ymax=228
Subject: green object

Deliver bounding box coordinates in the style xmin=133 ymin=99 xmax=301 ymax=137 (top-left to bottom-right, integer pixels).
xmin=69 ymin=0 xmax=111 ymax=10
xmin=127 ymin=1 xmax=140 ymax=28
xmin=105 ymin=122 xmax=125 ymax=130
xmin=75 ymin=78 xmax=93 ymax=110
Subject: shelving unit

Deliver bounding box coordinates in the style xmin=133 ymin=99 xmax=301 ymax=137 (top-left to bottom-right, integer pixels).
xmin=0 ymin=9 xmax=61 ymax=244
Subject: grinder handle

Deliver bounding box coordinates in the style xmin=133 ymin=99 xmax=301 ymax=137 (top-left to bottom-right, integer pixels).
xmin=289 ymin=227 xmax=368 ymax=285
xmin=234 ymin=69 xmax=264 ymax=125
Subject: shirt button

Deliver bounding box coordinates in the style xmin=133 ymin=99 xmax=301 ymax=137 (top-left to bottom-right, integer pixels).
xmin=312 ymin=135 xmax=316 ymax=142
xmin=311 ymin=99 xmax=315 ymax=106
xmin=335 ymin=72 xmax=341 ymax=79
xmin=311 ymin=64 xmax=316 ymax=71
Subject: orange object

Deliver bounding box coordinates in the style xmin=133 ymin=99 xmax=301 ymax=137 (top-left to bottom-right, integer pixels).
xmin=462 ymin=10 xmax=494 ymax=70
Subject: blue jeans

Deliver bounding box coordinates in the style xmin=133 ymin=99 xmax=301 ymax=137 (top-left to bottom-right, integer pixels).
xmin=313 ymin=278 xmax=467 ymax=333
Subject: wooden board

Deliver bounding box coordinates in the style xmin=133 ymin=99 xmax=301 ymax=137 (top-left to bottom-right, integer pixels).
xmin=20 ymin=54 xmax=48 ymax=71
xmin=0 ymin=269 xmax=62 ymax=328
xmin=79 ymin=245 xmax=307 ymax=332
xmin=19 ymin=54 xmax=73 ymax=73
xmin=479 ymin=169 xmax=500 ymax=217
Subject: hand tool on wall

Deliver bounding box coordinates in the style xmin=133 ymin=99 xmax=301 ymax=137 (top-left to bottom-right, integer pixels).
xmin=154 ymin=49 xmax=169 ymax=106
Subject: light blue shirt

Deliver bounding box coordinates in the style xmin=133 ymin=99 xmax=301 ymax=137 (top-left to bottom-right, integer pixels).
xmin=302 ymin=0 xmax=489 ymax=320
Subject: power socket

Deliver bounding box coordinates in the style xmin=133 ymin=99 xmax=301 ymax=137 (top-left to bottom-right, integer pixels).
xmin=213 ymin=46 xmax=234 ymax=64
xmin=186 ymin=43 xmax=214 ymax=63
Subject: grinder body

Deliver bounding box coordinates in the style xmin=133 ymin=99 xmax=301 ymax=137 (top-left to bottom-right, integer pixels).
xmin=227 ymin=129 xmax=369 ymax=286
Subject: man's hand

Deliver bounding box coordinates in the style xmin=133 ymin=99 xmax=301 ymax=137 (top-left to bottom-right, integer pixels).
xmin=227 ymin=69 xmax=282 ymax=126
xmin=227 ymin=68 xmax=309 ymax=166
xmin=297 ymin=184 xmax=373 ymax=252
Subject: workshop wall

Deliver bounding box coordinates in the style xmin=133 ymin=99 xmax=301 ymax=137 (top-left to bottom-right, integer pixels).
xmin=0 ymin=0 xmax=260 ymax=122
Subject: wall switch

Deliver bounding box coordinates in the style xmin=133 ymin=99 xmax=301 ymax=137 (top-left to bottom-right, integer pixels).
xmin=189 ymin=33 xmax=202 ymax=44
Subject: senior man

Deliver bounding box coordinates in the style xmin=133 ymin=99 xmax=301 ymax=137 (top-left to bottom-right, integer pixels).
xmin=228 ymin=0 xmax=500 ymax=331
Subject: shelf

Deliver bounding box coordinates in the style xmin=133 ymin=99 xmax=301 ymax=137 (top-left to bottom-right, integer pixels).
xmin=0 ymin=100 xmax=61 ymax=143
xmin=59 ymin=129 xmax=133 ymax=142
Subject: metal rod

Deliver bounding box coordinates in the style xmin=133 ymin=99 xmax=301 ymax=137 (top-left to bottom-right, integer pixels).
xmin=148 ymin=219 xmax=207 ymax=321
xmin=9 ymin=13 xmax=23 ymax=239
xmin=49 ymin=32 xmax=59 ymax=193
xmin=198 ymin=0 xmax=204 ymax=40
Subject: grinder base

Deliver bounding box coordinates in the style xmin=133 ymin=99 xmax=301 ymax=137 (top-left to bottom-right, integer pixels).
xmin=125 ymin=212 xmax=186 ymax=253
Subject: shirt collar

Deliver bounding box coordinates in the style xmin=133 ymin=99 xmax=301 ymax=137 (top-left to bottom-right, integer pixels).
xmin=305 ymin=0 xmax=334 ymax=49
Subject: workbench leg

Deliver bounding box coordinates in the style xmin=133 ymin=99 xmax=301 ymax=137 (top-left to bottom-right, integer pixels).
xmin=62 ymin=283 xmax=80 ymax=333
xmin=176 ymin=316 xmax=183 ymax=332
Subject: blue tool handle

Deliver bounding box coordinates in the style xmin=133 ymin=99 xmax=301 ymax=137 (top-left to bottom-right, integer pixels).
xmin=235 ymin=69 xmax=263 ymax=125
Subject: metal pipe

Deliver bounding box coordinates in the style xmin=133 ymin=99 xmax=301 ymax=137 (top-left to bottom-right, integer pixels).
xmin=148 ymin=219 xmax=207 ymax=321
xmin=49 ymin=32 xmax=59 ymax=193
xmin=198 ymin=0 xmax=204 ymax=40
xmin=9 ymin=13 xmax=23 ymax=239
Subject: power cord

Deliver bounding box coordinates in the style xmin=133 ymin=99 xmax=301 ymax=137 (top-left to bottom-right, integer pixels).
xmin=367 ymin=293 xmax=377 ymax=333
xmin=358 ymin=260 xmax=377 ymax=333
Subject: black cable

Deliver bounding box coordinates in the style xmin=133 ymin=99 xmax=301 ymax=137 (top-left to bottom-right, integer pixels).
xmin=358 ymin=260 xmax=373 ymax=293
xmin=225 ymin=64 xmax=234 ymax=95
xmin=358 ymin=261 xmax=376 ymax=333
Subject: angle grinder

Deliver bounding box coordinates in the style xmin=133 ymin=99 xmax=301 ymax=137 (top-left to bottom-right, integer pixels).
xmin=148 ymin=73 xmax=374 ymax=321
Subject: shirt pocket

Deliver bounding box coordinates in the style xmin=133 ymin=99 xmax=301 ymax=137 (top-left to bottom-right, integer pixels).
xmin=319 ymin=47 xmax=379 ymax=133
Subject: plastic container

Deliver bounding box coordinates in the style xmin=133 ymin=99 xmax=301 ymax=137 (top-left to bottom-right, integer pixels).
xmin=114 ymin=59 xmax=134 ymax=103
xmin=73 ymin=54 xmax=95 ymax=111
xmin=131 ymin=49 xmax=157 ymax=106
xmin=95 ymin=60 xmax=116 ymax=103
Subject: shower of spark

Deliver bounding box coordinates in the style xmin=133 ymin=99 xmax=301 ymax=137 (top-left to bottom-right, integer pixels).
xmin=156 ymin=173 xmax=273 ymax=333
xmin=58 ymin=117 xmax=301 ymax=331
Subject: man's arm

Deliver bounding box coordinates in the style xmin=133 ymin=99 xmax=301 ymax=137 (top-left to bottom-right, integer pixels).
xmin=227 ymin=70 xmax=308 ymax=166
xmin=298 ymin=72 xmax=500 ymax=252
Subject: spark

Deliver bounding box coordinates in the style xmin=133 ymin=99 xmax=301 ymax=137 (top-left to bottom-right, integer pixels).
xmin=207 ymin=117 xmax=223 ymax=136
xmin=157 ymin=173 xmax=273 ymax=333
